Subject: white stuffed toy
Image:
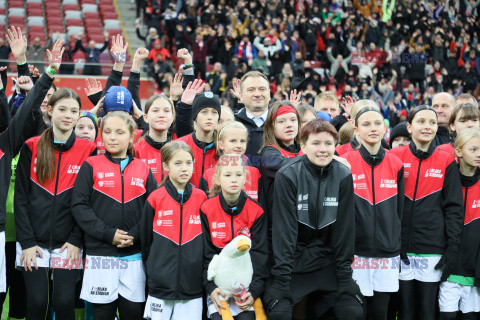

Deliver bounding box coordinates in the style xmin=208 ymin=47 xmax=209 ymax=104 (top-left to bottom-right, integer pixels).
xmin=207 ymin=235 xmax=267 ymax=320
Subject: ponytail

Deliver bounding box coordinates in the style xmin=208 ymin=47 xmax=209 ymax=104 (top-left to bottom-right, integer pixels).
xmin=37 ymin=127 xmax=55 ymax=185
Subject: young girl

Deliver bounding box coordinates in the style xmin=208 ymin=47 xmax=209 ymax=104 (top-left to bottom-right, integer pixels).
xmin=343 ymin=106 xmax=405 ymax=320
xmin=202 ymin=154 xmax=267 ymax=320
xmin=141 ymin=141 xmax=207 ymax=320
xmin=176 ymin=91 xmax=221 ymax=187
xmin=390 ymin=106 xmax=463 ymax=320
xmin=134 ymin=95 xmax=177 ymax=184
xmin=200 ymin=121 xmax=261 ymax=201
xmin=72 ymin=111 xmax=157 ymax=320
xmin=437 ymin=103 xmax=480 ymax=159
xmin=259 ymin=101 xmax=303 ymax=223
xmin=439 ymin=129 xmax=480 ymax=319
xmin=296 ymin=104 xmax=317 ymax=128
xmin=14 ymin=87 xmax=97 ymax=320
xmin=335 ymin=100 xmax=382 ymax=156
xmin=265 ymin=119 xmax=363 ymax=320
xmin=76 ymin=111 xmax=98 ymax=142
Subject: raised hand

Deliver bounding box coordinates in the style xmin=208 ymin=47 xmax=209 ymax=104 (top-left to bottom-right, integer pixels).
xmin=229 ymin=78 xmax=243 ymax=102
xmin=288 ymin=89 xmax=302 ymax=108
xmin=340 ymin=95 xmax=356 ymax=116
xmin=90 ymin=96 xmax=105 ymax=115
xmin=6 ymin=26 xmax=27 ymax=64
xmin=110 ymin=35 xmax=128 ymax=63
xmin=84 ymin=77 xmax=103 ymax=96
xmin=177 ymin=48 xmax=192 ymax=65
xmin=181 ymin=79 xmax=205 ymax=105
xmin=169 ymin=73 xmax=184 ymax=101
xmin=133 ymin=47 xmax=149 ymax=61
xmin=131 ymin=100 xmax=144 ymax=120
xmin=46 ymin=39 xmax=65 ymax=71
xmin=17 ymin=76 xmax=34 ymax=92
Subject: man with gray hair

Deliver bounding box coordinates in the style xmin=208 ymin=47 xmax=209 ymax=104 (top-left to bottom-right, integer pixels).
xmin=432 ymin=92 xmax=456 ymax=145
xmin=456 ymin=93 xmax=478 ymax=108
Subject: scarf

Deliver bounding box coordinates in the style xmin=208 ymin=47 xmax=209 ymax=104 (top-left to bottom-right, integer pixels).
xmin=237 ymin=41 xmax=253 ymax=60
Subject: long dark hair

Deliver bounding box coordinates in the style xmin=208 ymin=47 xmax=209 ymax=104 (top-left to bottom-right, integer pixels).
xmin=37 ymin=88 xmax=81 ymax=185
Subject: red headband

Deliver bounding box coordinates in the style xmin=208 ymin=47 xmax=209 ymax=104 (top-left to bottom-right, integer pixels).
xmin=273 ymin=105 xmax=297 ymax=121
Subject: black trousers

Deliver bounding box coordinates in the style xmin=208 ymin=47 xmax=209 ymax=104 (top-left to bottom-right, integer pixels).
xmin=267 ymin=266 xmax=364 ymax=320
xmin=0 ymin=241 xmax=26 ymax=319
xmin=399 ymin=280 xmax=438 ymax=320
xmin=92 ymin=295 xmax=144 ymax=320
xmin=23 ymin=267 xmax=78 ymax=320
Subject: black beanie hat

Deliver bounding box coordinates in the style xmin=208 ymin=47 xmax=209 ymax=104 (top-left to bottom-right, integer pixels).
xmin=192 ymin=92 xmax=221 ymax=120
xmin=389 ymin=121 xmax=410 ymax=148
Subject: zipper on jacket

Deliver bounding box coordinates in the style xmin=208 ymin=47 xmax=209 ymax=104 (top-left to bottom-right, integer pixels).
xmin=177 ymin=193 xmax=185 ymax=291
xmin=408 ymin=159 xmax=423 ymax=251
xmin=121 ymin=168 xmax=125 ymax=233
xmin=49 ymin=151 xmax=63 ymax=250
xmin=313 ymin=167 xmax=325 ymax=230
xmin=201 ymin=148 xmax=207 ymax=177
xmin=371 ymin=162 xmax=376 ymax=257
xmin=231 ymin=213 xmax=234 ymax=240
xmin=464 ymin=187 xmax=468 ymax=223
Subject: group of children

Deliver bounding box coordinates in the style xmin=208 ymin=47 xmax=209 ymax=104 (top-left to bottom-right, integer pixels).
xmin=2 ymin=25 xmax=480 ymax=320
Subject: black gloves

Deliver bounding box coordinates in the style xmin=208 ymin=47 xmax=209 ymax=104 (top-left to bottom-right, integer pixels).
xmin=337 ymin=281 xmax=365 ymax=305
xmin=290 ymin=68 xmax=306 ymax=91
xmin=435 ymin=248 xmax=457 ymax=282
xmin=263 ymin=284 xmax=292 ymax=312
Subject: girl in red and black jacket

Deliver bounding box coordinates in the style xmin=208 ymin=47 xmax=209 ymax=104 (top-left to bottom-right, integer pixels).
xmin=14 ymin=85 xmax=97 ymax=319
xmin=438 ymin=129 xmax=480 ymax=319
xmin=72 ymin=111 xmax=156 ymax=319
xmin=342 ymin=106 xmax=404 ymax=320
xmin=141 ymin=141 xmax=207 ymax=320
xmin=176 ymin=82 xmax=221 ymax=187
xmin=437 ymin=103 xmax=480 ymax=161
xmin=390 ymin=105 xmax=463 ymax=320
xmin=134 ymin=95 xmax=177 ymax=184
xmin=259 ymin=101 xmax=303 ymax=225
xmin=201 ymin=154 xmax=267 ymax=320
xmin=200 ymin=121 xmax=261 ymax=201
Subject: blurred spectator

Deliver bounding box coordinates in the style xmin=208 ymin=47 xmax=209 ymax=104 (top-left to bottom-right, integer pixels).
xmin=73 ymin=32 xmax=109 ymax=76
xmin=0 ymin=39 xmax=10 ymax=68
xmin=136 ymin=24 xmax=160 ymax=49
xmin=26 ymin=37 xmax=52 ymax=73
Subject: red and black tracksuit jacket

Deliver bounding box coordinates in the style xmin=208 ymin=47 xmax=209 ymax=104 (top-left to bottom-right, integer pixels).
xmin=199 ymin=163 xmax=261 ymax=201
xmin=141 ymin=180 xmax=207 ymax=300
xmin=134 ymin=133 xmax=177 ymax=184
xmin=0 ymin=73 xmax=53 ymax=233
xmin=259 ymin=141 xmax=303 ymax=227
xmin=437 ymin=142 xmax=458 ymax=163
xmin=176 ymin=132 xmax=218 ymax=187
xmin=15 ymin=132 xmax=96 ymax=250
xmin=201 ymin=191 xmax=268 ymax=300
xmin=452 ymin=169 xmax=480 ymax=283
xmin=71 ymin=151 xmax=157 ymax=257
xmin=391 ymin=141 xmax=463 ymax=254
xmin=335 ymin=136 xmax=390 ymax=156
xmin=343 ymin=145 xmax=404 ymax=257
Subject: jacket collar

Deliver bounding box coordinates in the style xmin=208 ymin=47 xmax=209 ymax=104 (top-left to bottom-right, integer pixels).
xmin=359 ymin=144 xmax=385 ymax=167
xmin=408 ymin=140 xmax=436 ymax=160
xmin=350 ymin=136 xmax=360 ymax=149
xmin=302 ymin=155 xmax=331 ymax=180
xmin=218 ymin=190 xmax=247 ymax=217
xmin=51 ymin=130 xmax=77 ymax=152
xmin=277 ymin=139 xmax=302 ymax=154
xmin=145 ymin=134 xmax=170 ymax=150
xmin=103 ymin=149 xmax=135 ymax=166
xmin=164 ymin=178 xmax=193 ymax=203
xmin=192 ymin=132 xmax=215 ymax=152
xmin=235 ymin=108 xmax=258 ymax=127
xmin=461 ymin=167 xmax=480 ymax=188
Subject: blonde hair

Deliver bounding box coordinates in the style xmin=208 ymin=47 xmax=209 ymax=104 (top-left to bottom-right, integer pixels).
xmin=209 ymin=154 xmax=246 ymax=196
xmin=216 ymin=121 xmax=248 ymax=155
xmin=350 ymin=99 xmax=380 ymax=121
xmin=314 ymin=91 xmax=339 ymax=109
xmin=454 ymin=129 xmax=480 ymax=150
xmin=339 ymin=122 xmax=355 ymax=145
xmin=159 ymin=141 xmax=194 ymax=187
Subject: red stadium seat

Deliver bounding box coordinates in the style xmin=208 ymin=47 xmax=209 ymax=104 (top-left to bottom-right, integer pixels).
xmin=27 ymin=3 xmax=43 ymax=10
xmin=80 ymin=0 xmax=96 ymax=4
xmin=84 ymin=17 xmax=102 ymax=26
xmin=66 ymin=19 xmax=83 ymax=27
xmin=63 ymin=4 xmax=80 ymax=11
xmin=105 ymin=28 xmax=122 ymax=37
xmin=100 ymin=12 xmax=118 ymax=20
xmin=26 ymin=8 xmax=44 ymax=16
xmin=8 ymin=1 xmax=25 ymax=8
xmin=83 ymin=12 xmax=100 ymax=19
xmin=73 ymin=51 xmax=85 ymax=61
xmin=48 ymin=25 xmax=66 ymax=33
xmin=28 ymin=26 xmax=45 ymax=33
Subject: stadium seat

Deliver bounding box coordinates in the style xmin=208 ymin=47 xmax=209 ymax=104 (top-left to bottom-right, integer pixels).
xmin=26 ymin=0 xmax=42 ymax=3
xmin=8 ymin=1 xmax=25 ymax=9
xmin=26 ymin=8 xmax=44 ymax=16
xmin=83 ymin=12 xmax=100 ymax=19
xmin=65 ymin=10 xmax=82 ymax=20
xmin=8 ymin=8 xmax=26 ymax=16
xmin=27 ymin=17 xmax=45 ymax=25
xmin=62 ymin=0 xmax=78 ymax=4
xmin=82 ymin=4 xmax=98 ymax=12
xmin=63 ymin=4 xmax=80 ymax=11
xmin=103 ymin=19 xmax=120 ymax=29
xmin=27 ymin=3 xmax=43 ymax=10
xmin=100 ymin=11 xmax=118 ymax=20
xmin=67 ymin=26 xmax=84 ymax=37
xmin=28 ymin=25 xmax=44 ymax=33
